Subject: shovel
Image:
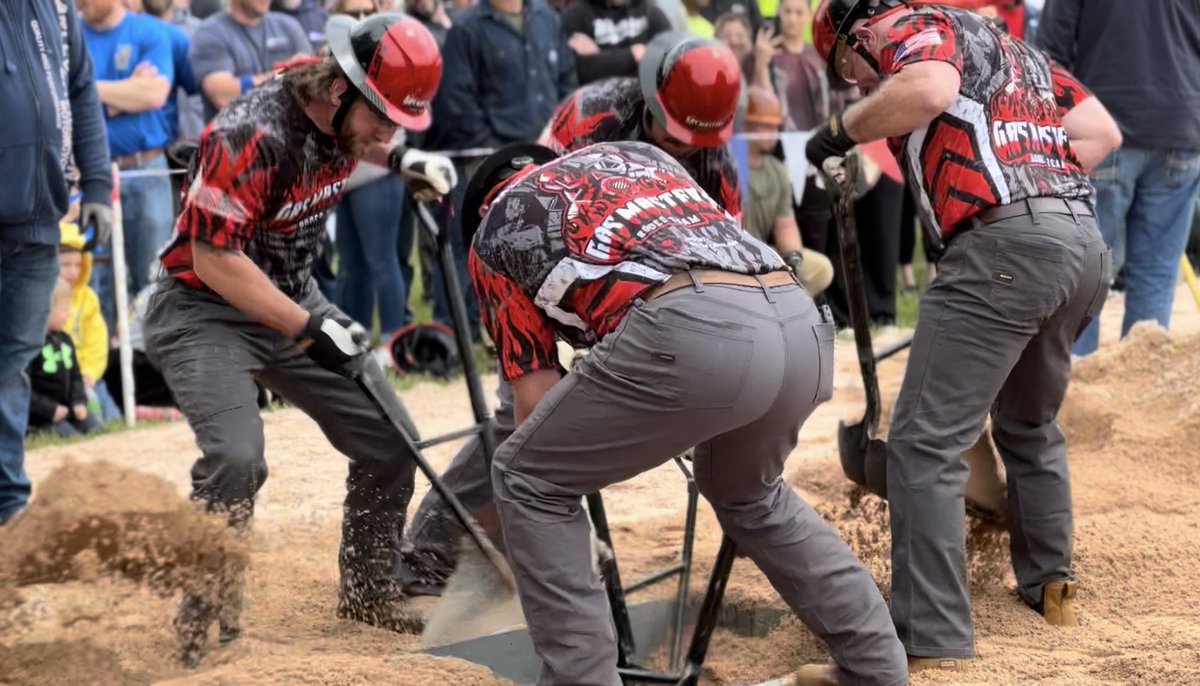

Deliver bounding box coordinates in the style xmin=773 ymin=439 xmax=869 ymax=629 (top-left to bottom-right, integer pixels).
xmin=819 ymin=154 xmax=1007 ymax=525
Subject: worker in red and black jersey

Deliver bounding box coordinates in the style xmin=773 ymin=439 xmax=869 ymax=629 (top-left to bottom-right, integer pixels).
xmin=395 ymin=30 xmax=752 ymax=595
xmin=145 ymin=14 xmax=458 ymax=648
xmin=542 ymin=31 xmax=745 ymax=219
xmin=465 ymin=140 xmax=908 ymax=686
xmin=808 ymin=0 xmax=1123 ymax=673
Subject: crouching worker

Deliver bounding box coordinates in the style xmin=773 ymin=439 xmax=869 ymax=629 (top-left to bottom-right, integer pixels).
xmin=143 ymin=13 xmax=457 ymax=660
xmin=464 ymin=140 xmax=908 ymax=686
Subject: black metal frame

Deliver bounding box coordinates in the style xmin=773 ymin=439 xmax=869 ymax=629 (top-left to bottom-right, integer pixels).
xmin=412 ymin=200 xmax=496 ymax=458
xmin=587 ymin=460 xmax=738 ymax=686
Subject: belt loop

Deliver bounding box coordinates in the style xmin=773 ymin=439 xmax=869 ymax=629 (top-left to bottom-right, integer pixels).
xmin=687 ymin=269 xmax=705 ymax=293
xmin=754 ymin=273 xmax=777 ymax=303
xmin=1065 ymin=198 xmax=1079 ymax=224
xmin=1026 ymin=198 xmax=1041 ymax=226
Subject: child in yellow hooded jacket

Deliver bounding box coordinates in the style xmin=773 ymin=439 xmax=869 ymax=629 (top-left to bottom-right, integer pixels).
xmin=59 ymin=221 xmax=112 ymax=412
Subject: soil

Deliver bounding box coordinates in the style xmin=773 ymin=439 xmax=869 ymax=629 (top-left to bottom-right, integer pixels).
xmin=2 ymin=285 xmax=1199 ymax=685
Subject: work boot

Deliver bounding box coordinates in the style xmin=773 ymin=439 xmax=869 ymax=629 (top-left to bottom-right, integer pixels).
xmin=394 ymin=548 xmax=452 ymax=597
xmin=337 ymin=508 xmax=428 ymax=633
xmin=792 ymin=664 xmax=843 ymax=685
xmin=909 ymin=656 xmax=971 ymax=672
xmin=1038 ymin=580 xmax=1079 ymax=626
xmin=174 ymin=590 xmax=219 ymax=668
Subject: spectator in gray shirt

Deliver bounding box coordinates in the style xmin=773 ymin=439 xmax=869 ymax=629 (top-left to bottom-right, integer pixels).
xmin=189 ymin=0 xmax=312 ymax=121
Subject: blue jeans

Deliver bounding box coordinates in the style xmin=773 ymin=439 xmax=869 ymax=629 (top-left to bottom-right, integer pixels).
xmin=431 ymin=168 xmax=480 ymax=340
xmin=93 ymin=155 xmax=177 ymax=328
xmin=336 ymin=176 xmax=410 ymax=337
xmin=0 ymin=241 xmax=60 ymax=523
xmin=1074 ymin=148 xmax=1200 ymax=356
xmin=398 ymin=192 xmax=417 ymax=321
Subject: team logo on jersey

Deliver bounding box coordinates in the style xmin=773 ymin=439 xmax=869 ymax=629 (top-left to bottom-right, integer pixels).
xmin=275 ymin=180 xmax=345 ymax=223
xmin=580 ymin=185 xmax=720 ymax=260
xmin=991 ymin=120 xmax=1071 ymax=169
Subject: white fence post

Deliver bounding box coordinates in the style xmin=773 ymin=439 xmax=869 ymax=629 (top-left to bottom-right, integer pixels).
xmin=110 ymin=163 xmax=136 ymax=428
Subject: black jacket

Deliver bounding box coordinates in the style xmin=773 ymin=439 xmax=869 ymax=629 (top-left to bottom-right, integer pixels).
xmin=560 ymin=0 xmax=670 ymax=84
xmin=431 ymin=0 xmax=577 ymax=150
xmin=28 ymin=331 xmax=88 ymax=427
xmin=1037 ymin=0 xmax=1200 ymax=151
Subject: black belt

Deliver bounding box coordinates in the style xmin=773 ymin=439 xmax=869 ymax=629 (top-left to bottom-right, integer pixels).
xmin=975 ymin=197 xmax=1094 ymax=226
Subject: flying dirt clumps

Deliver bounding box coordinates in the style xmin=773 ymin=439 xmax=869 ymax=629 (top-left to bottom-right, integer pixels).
xmin=0 ymin=461 xmax=248 ymax=668
xmin=0 ymin=461 xmax=247 ymax=593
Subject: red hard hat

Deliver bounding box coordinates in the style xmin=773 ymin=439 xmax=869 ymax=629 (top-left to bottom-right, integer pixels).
xmin=327 ymin=13 xmax=442 ymax=130
xmin=812 ymin=0 xmax=906 ymax=85
xmin=639 ymin=33 xmax=742 ymax=148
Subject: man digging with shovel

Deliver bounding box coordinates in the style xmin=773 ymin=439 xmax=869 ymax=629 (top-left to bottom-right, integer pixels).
xmin=459 ymin=139 xmax=908 ymax=686
xmin=145 ymin=14 xmax=457 ymax=662
xmin=806 ymin=0 xmax=1122 ymax=672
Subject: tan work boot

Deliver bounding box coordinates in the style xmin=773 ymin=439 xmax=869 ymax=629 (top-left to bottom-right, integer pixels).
xmin=908 ymin=656 xmax=972 ymax=672
xmin=1041 ymin=580 xmax=1079 ymax=626
xmin=792 ymin=664 xmax=842 ymax=686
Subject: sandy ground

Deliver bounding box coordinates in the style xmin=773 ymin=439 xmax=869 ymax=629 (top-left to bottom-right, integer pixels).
xmin=1 ymin=284 xmax=1199 ymax=685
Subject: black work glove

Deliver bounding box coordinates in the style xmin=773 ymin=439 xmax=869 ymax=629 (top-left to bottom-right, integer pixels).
xmin=805 ymin=113 xmax=857 ymax=168
xmin=782 ymin=250 xmax=805 ymax=276
xmin=297 ymin=314 xmax=370 ymax=375
xmin=80 ymin=202 xmax=113 ymax=251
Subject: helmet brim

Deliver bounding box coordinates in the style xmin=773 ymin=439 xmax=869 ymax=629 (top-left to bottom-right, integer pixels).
xmin=461 ymin=142 xmax=560 ymax=245
xmin=327 ymin=13 xmax=432 ymax=130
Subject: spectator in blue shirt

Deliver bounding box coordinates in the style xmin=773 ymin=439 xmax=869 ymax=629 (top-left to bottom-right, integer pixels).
xmin=80 ymin=0 xmax=178 ymax=328
xmin=143 ymin=0 xmax=205 ymax=142
xmin=429 ymin=0 xmax=577 ymax=337
xmin=189 ymin=0 xmax=312 ymax=122
xmin=1039 ymin=0 xmax=1200 ymax=356
xmin=272 ymin=0 xmax=329 ymax=52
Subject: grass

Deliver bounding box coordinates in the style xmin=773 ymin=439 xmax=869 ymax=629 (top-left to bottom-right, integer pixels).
xmin=895 ymin=244 xmax=930 ymax=330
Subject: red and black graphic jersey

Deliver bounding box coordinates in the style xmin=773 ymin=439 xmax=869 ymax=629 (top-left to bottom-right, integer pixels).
xmin=880 ymin=7 xmax=1094 ymax=243
xmin=544 ymin=77 xmax=744 ymax=221
xmin=470 ymin=141 xmax=783 ymax=381
xmin=160 ymin=79 xmax=356 ymax=298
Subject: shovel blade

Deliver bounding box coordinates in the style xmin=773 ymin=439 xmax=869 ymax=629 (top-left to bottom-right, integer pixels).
xmin=839 ymin=421 xmax=1009 ymax=526
xmin=838 ymin=420 xmax=889 ymax=499
xmin=421 ymin=538 xmax=524 ymax=649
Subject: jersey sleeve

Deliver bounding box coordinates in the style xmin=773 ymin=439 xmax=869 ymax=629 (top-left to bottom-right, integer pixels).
xmin=178 ymin=125 xmax=275 ymax=252
xmin=883 ymin=12 xmax=964 ymax=75
xmin=469 ymin=250 xmax=557 ymax=381
xmin=1050 ymin=63 xmax=1092 ymax=117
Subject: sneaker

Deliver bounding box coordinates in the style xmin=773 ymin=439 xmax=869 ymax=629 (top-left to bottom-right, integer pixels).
xmin=1039 ymin=580 xmax=1079 ymax=626
xmin=908 ymin=655 xmax=972 ymax=672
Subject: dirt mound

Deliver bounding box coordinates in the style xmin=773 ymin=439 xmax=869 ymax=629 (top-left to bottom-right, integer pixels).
xmin=0 ymin=462 xmax=246 ymax=593
xmin=0 ymin=641 xmax=146 ymax=686
xmin=0 ymin=462 xmax=248 ymax=669
xmin=154 ymin=653 xmax=511 ymax=686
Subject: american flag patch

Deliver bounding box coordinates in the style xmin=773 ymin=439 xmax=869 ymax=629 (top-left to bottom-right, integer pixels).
xmin=894 ymin=28 xmax=943 ymax=62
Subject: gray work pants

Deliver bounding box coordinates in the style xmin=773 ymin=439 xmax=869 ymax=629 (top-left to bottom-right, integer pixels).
xmin=144 ymin=280 xmax=419 ymax=599
xmin=493 ymin=282 xmax=908 ymax=686
xmin=888 ymin=211 xmax=1109 ymax=658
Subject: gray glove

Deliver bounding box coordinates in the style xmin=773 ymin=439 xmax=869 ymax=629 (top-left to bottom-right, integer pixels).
xmin=80 ymin=202 xmax=113 ymax=251
xmin=298 ymin=315 xmax=371 ymax=376
xmin=782 ymin=250 xmax=805 ymax=276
